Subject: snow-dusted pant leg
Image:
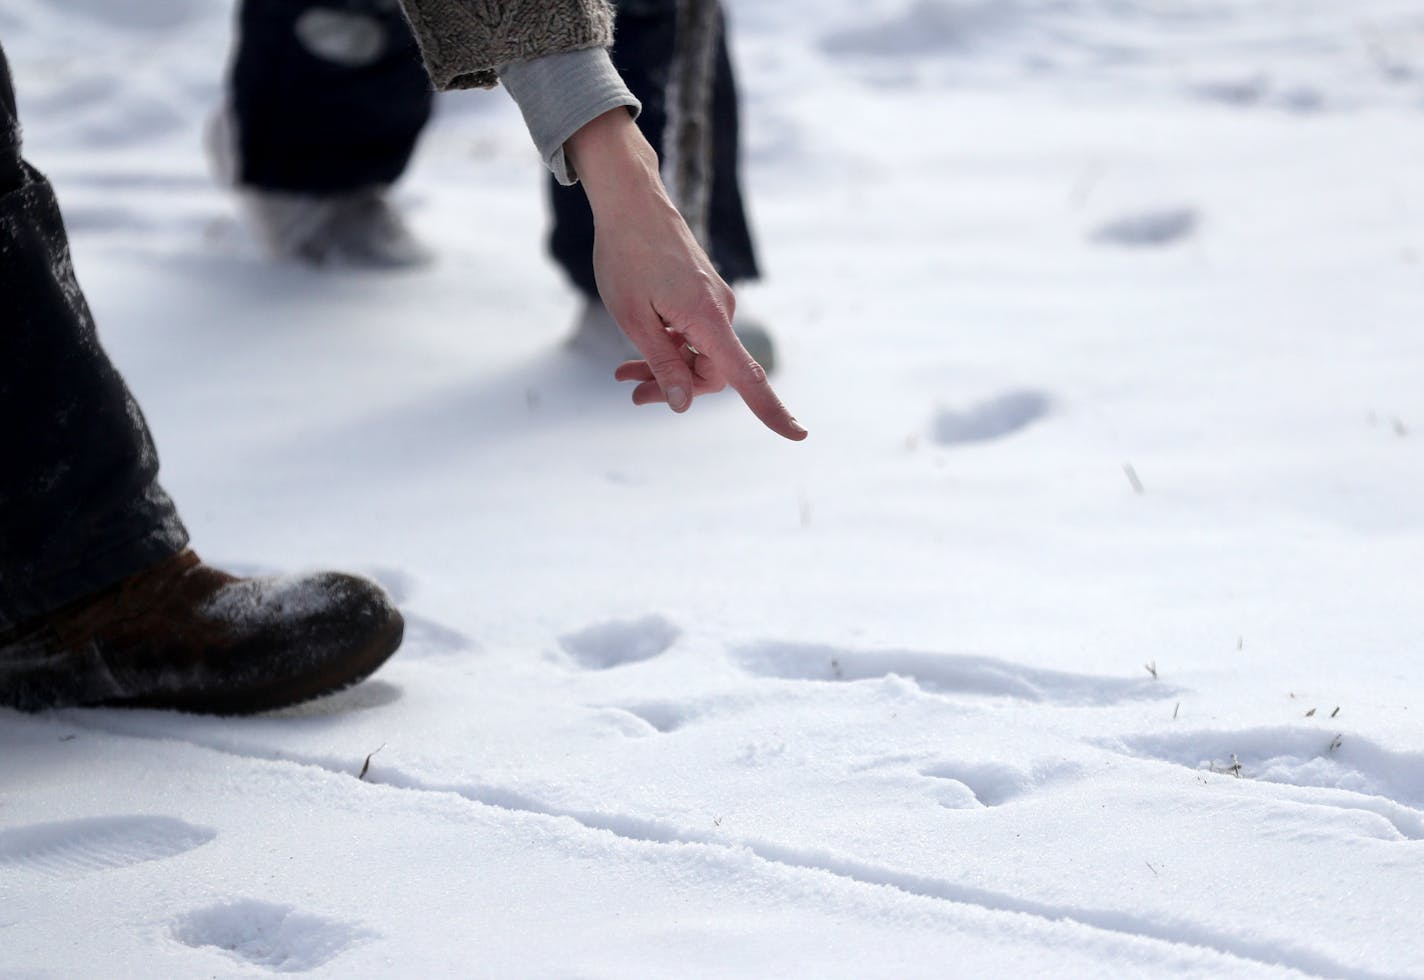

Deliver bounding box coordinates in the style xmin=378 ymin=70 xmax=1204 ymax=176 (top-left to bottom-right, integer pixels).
xmin=0 ymin=42 xmax=189 ymax=632
xmin=547 ymin=0 xmax=760 ymax=298
xmin=228 ymin=0 xmax=434 ymax=194
xmin=0 ymin=44 xmax=17 ymax=190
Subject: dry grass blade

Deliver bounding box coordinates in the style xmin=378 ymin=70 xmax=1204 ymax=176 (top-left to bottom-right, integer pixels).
xmin=359 ymin=744 xmax=386 ymax=781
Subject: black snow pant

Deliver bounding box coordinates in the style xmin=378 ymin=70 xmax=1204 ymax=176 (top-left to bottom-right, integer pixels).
xmin=0 ymin=42 xmax=189 ymax=632
xmin=229 ymin=0 xmax=760 ymax=297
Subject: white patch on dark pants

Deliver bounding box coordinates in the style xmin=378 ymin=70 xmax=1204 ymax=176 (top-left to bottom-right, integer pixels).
xmin=294 ymin=9 xmax=387 ymax=67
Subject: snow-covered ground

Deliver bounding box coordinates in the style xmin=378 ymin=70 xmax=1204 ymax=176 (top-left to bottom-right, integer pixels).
xmin=4 ymin=0 xmax=1424 ymax=975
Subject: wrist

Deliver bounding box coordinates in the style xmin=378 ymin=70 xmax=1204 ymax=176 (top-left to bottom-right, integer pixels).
xmin=565 ymin=109 xmax=671 ymax=222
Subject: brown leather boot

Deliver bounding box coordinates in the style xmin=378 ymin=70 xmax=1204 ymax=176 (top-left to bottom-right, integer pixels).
xmin=0 ymin=550 xmax=403 ymax=714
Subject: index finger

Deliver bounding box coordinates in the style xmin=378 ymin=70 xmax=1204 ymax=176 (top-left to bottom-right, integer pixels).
xmin=691 ymin=326 xmax=808 ymax=441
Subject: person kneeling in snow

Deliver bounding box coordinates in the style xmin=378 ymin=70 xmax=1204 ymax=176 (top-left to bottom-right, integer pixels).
xmin=0 ymin=1 xmax=805 ymax=715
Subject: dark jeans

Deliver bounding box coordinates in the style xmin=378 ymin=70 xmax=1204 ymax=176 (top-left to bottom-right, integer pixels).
xmin=231 ymin=0 xmax=433 ymax=194
xmin=230 ymin=0 xmax=759 ymax=296
xmin=0 ymin=42 xmax=189 ymax=631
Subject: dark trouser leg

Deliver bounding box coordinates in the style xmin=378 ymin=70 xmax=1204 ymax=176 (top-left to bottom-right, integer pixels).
xmin=0 ymin=42 xmax=188 ymax=631
xmin=228 ymin=0 xmax=433 ymax=193
xmin=548 ymin=1 xmax=761 ymax=298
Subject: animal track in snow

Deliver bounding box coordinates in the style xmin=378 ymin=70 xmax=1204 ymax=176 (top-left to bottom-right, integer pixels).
xmin=1090 ymin=208 xmax=1198 ymax=247
xmin=559 ymin=615 xmax=680 ymax=670
xmin=0 ymin=815 xmax=215 ymax=878
xmin=735 ymin=642 xmax=1171 ymax=706
xmin=599 ymin=701 xmax=693 ymax=735
xmin=587 ymin=707 xmax=665 ymax=738
xmin=932 ymin=390 xmax=1050 ymax=445
xmin=921 ymin=760 xmax=1081 ymax=808
xmin=172 ymin=900 xmax=366 ymax=973
xmin=1111 ymin=728 xmax=1424 ymax=840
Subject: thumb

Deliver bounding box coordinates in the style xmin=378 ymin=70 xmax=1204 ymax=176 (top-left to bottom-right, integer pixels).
xmin=622 ymin=310 xmax=696 ymax=412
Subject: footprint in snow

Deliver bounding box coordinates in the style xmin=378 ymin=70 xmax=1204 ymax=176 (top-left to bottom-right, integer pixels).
xmin=932 ymin=390 xmax=1050 ymax=446
xmin=593 ymin=700 xmax=693 ymax=736
xmin=921 ymin=760 xmax=1082 ymax=808
xmin=1090 ymin=207 xmax=1198 ymax=247
xmin=735 ymin=641 xmax=1173 ymax=706
xmin=172 ymin=900 xmax=366 ymax=973
xmin=0 ymin=815 xmax=215 ymax=878
xmin=559 ymin=615 xmax=680 ymax=670
xmin=1109 ymin=728 xmax=1424 ymax=840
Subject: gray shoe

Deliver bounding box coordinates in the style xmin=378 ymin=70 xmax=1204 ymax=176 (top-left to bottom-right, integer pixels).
xmin=241 ymin=187 xmax=433 ymax=269
xmin=567 ymin=300 xmax=778 ymax=373
xmin=730 ymin=316 xmax=777 ymax=374
xmin=205 ymin=109 xmax=430 ymax=270
xmin=566 ymin=301 xmax=640 ymax=361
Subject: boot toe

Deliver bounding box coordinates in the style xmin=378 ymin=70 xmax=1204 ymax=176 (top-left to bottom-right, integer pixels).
xmin=113 ymin=571 xmax=405 ymax=715
xmin=214 ymin=572 xmax=404 ymax=714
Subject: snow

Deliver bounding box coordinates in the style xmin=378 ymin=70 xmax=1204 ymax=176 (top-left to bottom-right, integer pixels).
xmin=3 ymin=0 xmax=1424 ymax=975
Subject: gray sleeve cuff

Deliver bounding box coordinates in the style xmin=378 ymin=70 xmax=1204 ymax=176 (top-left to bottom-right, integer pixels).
xmin=497 ymin=47 xmax=641 ymax=186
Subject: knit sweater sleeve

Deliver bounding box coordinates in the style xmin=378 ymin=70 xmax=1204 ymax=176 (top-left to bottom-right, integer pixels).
xmin=396 ymin=0 xmax=616 ymax=91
